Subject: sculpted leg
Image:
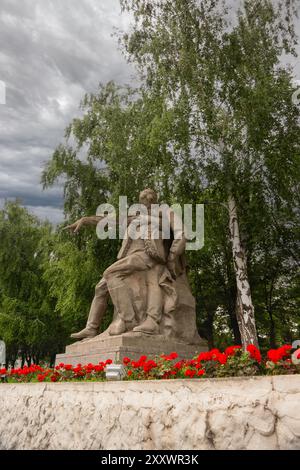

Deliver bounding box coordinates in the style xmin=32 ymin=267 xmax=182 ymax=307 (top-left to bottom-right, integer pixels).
xmin=105 ymin=274 xmax=138 ymax=335
xmin=133 ymin=265 xmax=163 ymax=334
xmin=71 ymin=278 xmax=108 ymax=339
xmin=103 ymin=254 xmax=154 ymax=335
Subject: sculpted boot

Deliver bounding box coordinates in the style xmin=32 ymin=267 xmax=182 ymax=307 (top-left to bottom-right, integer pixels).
xmin=133 ymin=316 xmax=159 ymax=335
xmin=71 ymin=327 xmax=98 ymax=340
xmin=71 ymin=280 xmax=108 ymax=340
xmin=108 ymin=318 xmax=126 ymax=336
xmin=106 ymin=280 xmax=136 ymax=336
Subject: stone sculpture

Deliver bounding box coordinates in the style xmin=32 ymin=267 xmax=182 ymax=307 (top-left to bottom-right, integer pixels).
xmin=58 ymin=189 xmax=206 ymax=365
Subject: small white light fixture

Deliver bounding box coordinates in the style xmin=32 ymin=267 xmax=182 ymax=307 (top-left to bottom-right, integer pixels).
xmin=0 ymin=340 xmax=5 ymax=366
xmin=105 ymin=363 xmax=126 ymax=381
xmin=0 ymin=340 xmax=6 ymax=383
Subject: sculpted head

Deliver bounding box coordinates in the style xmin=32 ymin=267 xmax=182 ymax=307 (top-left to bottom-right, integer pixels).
xmin=139 ymin=188 xmax=158 ymax=209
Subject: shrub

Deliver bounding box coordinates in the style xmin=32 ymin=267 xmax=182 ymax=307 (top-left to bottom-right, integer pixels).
xmin=1 ymin=345 xmax=299 ymax=383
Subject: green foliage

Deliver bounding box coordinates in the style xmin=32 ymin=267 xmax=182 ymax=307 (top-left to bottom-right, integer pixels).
xmin=1 ymin=1 xmax=299 ymax=362
xmin=118 ymin=0 xmax=300 ymax=346
xmin=42 ymin=233 xmax=117 ymax=336
xmin=0 ymin=201 xmax=66 ymax=366
xmin=40 ymin=0 xmax=299 ymax=349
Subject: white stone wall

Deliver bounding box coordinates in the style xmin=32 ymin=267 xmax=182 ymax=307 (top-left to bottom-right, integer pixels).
xmin=0 ymin=375 xmax=299 ymax=450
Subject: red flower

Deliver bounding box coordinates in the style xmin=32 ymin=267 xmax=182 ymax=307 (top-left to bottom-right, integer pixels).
xmin=197 ymin=351 xmax=213 ymax=362
xmin=278 ymin=345 xmax=291 ymax=358
xmin=210 ymin=348 xmax=220 ymax=355
xmin=143 ymin=360 xmax=157 ymax=373
xmin=169 ymin=352 xmax=178 ymax=360
xmin=8 ymin=346 xmax=300 ymax=383
xmin=247 ymin=345 xmax=262 ymax=363
xmin=174 ymin=361 xmax=184 ymax=369
xmin=184 ymin=369 xmax=196 ymax=378
xmin=198 ymin=349 xmax=227 ymax=365
xmin=195 ymin=362 xmax=203 ymax=369
xmin=267 ymin=345 xmax=292 ymax=363
xmin=216 ymin=353 xmax=227 ymax=365
xmin=161 ymin=352 xmax=178 ymax=361
xmin=267 ymin=349 xmax=280 ymax=363
xmin=225 ymin=345 xmax=242 ymax=357
xmin=281 ymin=345 xmax=292 ymax=353
xmin=138 ymin=355 xmax=147 ymax=364
xmin=93 ymin=365 xmax=104 ymax=372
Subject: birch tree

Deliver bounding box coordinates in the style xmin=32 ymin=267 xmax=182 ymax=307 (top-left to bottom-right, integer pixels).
xmin=119 ymin=0 xmax=300 ymax=347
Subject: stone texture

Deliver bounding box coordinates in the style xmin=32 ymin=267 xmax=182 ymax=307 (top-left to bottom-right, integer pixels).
xmin=0 ymin=375 xmax=299 ymax=450
xmin=56 ymin=331 xmax=207 ymax=366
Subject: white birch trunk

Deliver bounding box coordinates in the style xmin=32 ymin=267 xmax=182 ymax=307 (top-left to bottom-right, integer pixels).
xmin=228 ymin=194 xmax=258 ymax=348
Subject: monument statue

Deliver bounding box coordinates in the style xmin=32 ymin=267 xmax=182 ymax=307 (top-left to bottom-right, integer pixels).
xmin=57 ymin=189 xmax=206 ymax=365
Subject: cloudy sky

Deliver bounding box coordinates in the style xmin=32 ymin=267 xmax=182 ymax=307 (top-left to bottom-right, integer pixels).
xmin=0 ymin=0 xmax=133 ymax=224
xmin=0 ymin=0 xmax=299 ymax=224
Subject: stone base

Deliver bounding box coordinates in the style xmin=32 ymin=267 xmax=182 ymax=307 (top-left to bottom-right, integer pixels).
xmin=55 ymin=331 xmax=207 ymax=366
xmin=1 ymin=376 xmax=300 ymax=449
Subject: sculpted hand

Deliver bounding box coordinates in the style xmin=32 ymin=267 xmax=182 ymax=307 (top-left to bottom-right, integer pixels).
xmin=62 ymin=217 xmax=86 ymax=234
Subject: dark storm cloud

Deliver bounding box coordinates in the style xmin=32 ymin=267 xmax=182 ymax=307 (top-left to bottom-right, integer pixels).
xmin=0 ymin=0 xmax=133 ymax=223
xmin=0 ymin=0 xmax=299 ymax=225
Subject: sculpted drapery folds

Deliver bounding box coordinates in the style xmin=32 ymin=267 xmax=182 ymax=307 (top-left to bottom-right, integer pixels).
xmin=64 ymin=189 xmax=201 ymax=345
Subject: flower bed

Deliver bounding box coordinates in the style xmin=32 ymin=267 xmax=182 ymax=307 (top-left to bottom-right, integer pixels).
xmin=1 ymin=344 xmax=299 ymax=383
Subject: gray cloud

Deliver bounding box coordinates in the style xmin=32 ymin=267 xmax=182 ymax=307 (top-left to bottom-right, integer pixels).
xmin=0 ymin=0 xmax=133 ymax=223
xmin=0 ymin=0 xmax=299 ymax=225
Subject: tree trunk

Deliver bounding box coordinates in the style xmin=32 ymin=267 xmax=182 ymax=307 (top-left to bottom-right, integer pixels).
xmin=50 ymin=353 xmax=56 ymax=368
xmin=228 ymin=304 xmax=242 ymax=345
xmin=268 ymin=310 xmax=276 ymax=349
xmin=226 ymin=282 xmax=242 ymax=345
xmin=228 ymin=194 xmax=258 ymax=348
xmin=205 ymin=311 xmax=215 ymax=349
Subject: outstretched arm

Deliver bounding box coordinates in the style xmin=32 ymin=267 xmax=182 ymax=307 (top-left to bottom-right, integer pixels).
xmin=63 ymin=213 xmax=138 ymax=234
xmin=62 ymin=216 xmax=103 ymax=234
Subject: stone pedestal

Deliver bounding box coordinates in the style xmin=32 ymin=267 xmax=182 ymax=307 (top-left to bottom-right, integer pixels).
xmin=55 ymin=331 xmax=207 ymax=366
